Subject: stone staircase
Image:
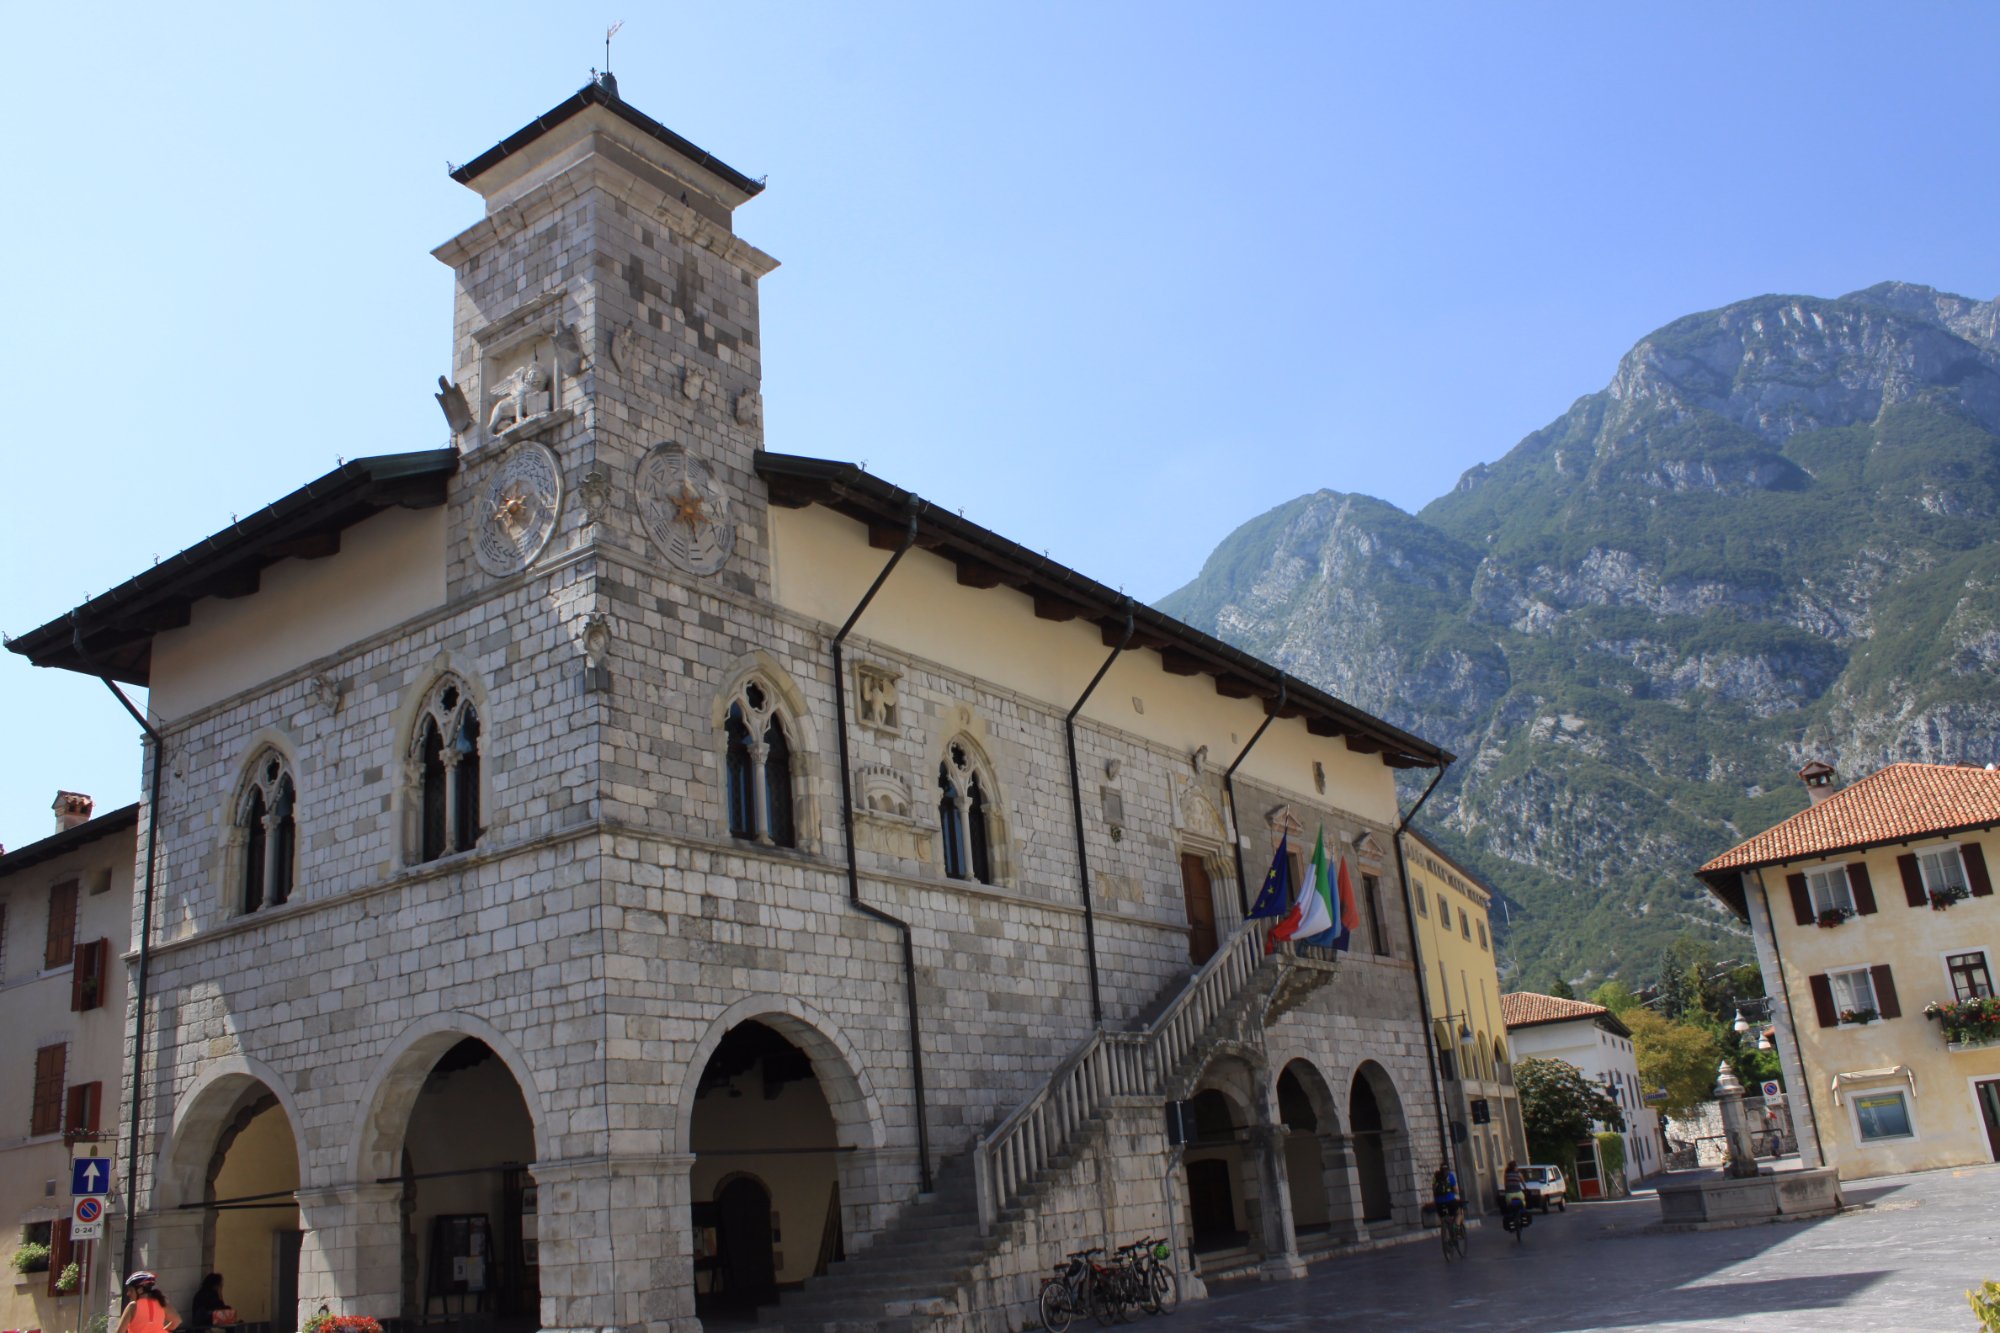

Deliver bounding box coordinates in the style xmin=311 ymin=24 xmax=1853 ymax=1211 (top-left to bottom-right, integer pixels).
xmin=758 ymin=920 xmax=1335 ymax=1331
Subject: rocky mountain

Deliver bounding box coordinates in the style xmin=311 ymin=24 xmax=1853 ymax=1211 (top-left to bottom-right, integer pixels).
xmin=1160 ymin=283 xmax=2000 ymax=989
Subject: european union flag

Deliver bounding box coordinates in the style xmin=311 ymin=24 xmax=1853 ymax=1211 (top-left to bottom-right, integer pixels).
xmin=1248 ymin=834 xmax=1291 ymax=918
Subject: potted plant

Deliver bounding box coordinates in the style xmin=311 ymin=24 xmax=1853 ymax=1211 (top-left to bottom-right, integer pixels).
xmin=1930 ymin=885 xmax=1971 ymax=911
xmin=55 ymin=1261 xmax=80 ymax=1294
xmin=1815 ymin=906 xmax=1855 ymax=928
xmin=1925 ymin=996 xmax=2000 ymax=1048
xmin=11 ymin=1241 xmax=51 ymax=1275
xmin=1838 ymin=1006 xmax=1880 ymax=1026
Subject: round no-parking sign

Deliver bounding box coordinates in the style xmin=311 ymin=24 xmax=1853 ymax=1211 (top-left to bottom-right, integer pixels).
xmin=72 ymin=1195 xmax=105 ymax=1239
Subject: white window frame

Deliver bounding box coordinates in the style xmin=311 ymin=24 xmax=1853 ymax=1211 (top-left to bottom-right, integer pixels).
xmin=1828 ymin=966 xmax=1879 ymax=1023
xmin=1917 ymin=845 xmax=1971 ymax=897
xmin=1941 ymin=947 xmax=1995 ymax=1002
xmin=1849 ymin=1087 xmax=1916 ymax=1143
xmin=1806 ymin=866 xmax=1855 ymax=916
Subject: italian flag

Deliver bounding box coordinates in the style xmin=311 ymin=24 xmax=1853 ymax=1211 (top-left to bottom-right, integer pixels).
xmin=1266 ymin=827 xmax=1334 ymax=952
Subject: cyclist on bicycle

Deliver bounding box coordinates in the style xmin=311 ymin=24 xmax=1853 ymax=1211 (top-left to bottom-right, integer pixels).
xmin=1501 ymin=1159 xmax=1528 ymax=1224
xmin=1431 ymin=1162 xmax=1463 ymax=1228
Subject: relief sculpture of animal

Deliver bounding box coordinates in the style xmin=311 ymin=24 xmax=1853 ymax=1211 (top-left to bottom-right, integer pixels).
xmin=487 ymin=358 xmax=552 ymax=433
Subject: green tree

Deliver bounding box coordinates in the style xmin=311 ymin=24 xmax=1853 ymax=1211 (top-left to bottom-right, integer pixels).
xmin=1624 ymin=1008 xmax=1720 ymax=1118
xmin=1590 ymin=979 xmax=1641 ymax=1014
xmin=1548 ymin=978 xmax=1577 ymax=1000
xmin=1515 ymin=1056 xmax=1625 ymax=1167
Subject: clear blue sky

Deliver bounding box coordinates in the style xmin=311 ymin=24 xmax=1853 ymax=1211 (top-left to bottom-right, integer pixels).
xmin=2 ymin=3 xmax=1995 ymax=852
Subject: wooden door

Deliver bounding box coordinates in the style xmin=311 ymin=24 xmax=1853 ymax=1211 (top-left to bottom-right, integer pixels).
xmin=1977 ymin=1080 xmax=2000 ymax=1162
xmin=1180 ymin=853 xmax=1218 ymax=965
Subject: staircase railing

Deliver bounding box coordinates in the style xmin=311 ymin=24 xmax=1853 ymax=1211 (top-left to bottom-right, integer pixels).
xmin=973 ymin=917 xmax=1273 ymax=1232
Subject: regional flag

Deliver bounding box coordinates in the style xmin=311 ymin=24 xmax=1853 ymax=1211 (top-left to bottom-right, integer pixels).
xmin=1247 ymin=835 xmax=1291 ymax=919
xmin=1267 ymin=827 xmax=1333 ymax=952
xmin=1333 ymin=854 xmax=1359 ymax=951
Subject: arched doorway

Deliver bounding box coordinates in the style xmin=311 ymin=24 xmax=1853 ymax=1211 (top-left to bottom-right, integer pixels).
xmin=202 ymin=1090 xmax=301 ymax=1325
xmin=1350 ymin=1071 xmax=1392 ymax=1223
xmin=690 ymin=1021 xmax=845 ymax=1319
xmin=1276 ymin=1064 xmax=1329 ymax=1235
xmin=394 ymin=1039 xmax=538 ymax=1328
xmin=1182 ymin=1089 xmax=1249 ymax=1254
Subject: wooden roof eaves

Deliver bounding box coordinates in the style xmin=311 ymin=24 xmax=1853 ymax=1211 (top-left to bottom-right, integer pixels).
xmin=7 ymin=451 xmax=458 ymax=685
xmin=756 ymin=451 xmax=1453 ymax=771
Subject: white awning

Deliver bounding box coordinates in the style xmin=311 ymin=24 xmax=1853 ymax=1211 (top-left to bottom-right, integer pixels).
xmin=1830 ymin=1065 xmax=1916 ymax=1104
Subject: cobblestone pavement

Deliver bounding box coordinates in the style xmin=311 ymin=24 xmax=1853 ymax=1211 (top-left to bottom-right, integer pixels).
xmin=1192 ymin=1162 xmax=2000 ymax=1332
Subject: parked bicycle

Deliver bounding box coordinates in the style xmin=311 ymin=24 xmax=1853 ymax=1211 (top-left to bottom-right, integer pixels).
xmin=1129 ymin=1236 xmax=1179 ymax=1314
xmin=1039 ymin=1247 xmax=1099 ymax=1332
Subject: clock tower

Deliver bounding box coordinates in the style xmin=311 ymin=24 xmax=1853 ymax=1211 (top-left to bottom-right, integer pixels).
xmin=432 ymin=76 xmax=779 ymax=603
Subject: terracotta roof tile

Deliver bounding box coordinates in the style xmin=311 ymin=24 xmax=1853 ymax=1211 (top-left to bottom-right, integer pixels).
xmin=1699 ymin=762 xmax=2000 ymax=876
xmin=1501 ymin=992 xmax=1613 ymax=1029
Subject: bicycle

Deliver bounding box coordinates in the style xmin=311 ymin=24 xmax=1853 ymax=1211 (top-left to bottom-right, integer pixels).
xmin=1038 ymin=1247 xmax=1099 ymax=1332
xmin=1438 ymin=1206 xmax=1468 ymax=1262
xmin=1131 ymin=1237 xmax=1179 ymax=1315
xmin=1088 ymin=1246 xmax=1138 ymax=1326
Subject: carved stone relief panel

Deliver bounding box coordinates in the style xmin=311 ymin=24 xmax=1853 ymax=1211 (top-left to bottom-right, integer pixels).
xmin=855 ymin=662 xmax=901 ymax=733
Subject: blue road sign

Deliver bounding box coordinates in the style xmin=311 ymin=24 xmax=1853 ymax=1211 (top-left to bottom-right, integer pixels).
xmin=72 ymin=1157 xmax=111 ymax=1196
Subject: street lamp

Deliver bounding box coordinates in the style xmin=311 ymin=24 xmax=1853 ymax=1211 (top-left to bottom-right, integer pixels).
xmin=1732 ymin=999 xmax=1777 ymax=1052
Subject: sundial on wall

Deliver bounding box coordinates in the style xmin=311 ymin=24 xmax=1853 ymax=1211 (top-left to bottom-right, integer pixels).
xmin=473 ymin=442 xmax=563 ymax=576
xmin=639 ymin=442 xmax=736 ymax=574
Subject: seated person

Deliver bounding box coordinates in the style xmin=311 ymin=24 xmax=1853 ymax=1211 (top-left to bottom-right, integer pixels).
xmin=189 ymin=1274 xmax=235 ymax=1330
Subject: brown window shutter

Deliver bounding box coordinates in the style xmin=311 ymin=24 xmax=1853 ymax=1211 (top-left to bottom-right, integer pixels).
xmin=66 ymin=1081 xmax=102 ymax=1137
xmin=1966 ymin=842 xmax=1993 ymax=898
xmin=1809 ymin=973 xmax=1837 ymax=1028
xmin=69 ymin=938 xmax=107 ymax=1012
xmin=32 ymin=1044 xmax=67 ymax=1136
xmin=1788 ymin=874 xmax=1813 ymax=926
xmin=1897 ymin=853 xmax=1926 ymax=907
xmin=47 ymin=1218 xmax=72 ymax=1296
xmin=1871 ymin=964 xmax=1901 ymax=1020
xmin=1849 ymin=862 xmax=1878 ymax=915
xmin=44 ymin=880 xmax=78 ymax=969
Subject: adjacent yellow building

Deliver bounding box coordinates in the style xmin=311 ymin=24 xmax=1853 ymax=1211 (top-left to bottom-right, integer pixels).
xmin=1403 ymin=829 xmax=1526 ymax=1211
xmin=1699 ymin=761 xmax=2000 ymax=1180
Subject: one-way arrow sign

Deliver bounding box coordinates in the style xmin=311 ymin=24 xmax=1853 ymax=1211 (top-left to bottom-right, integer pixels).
xmin=72 ymin=1157 xmax=111 ymax=1197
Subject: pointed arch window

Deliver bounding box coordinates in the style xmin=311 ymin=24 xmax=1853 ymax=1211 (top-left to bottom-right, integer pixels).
xmin=412 ymin=677 xmax=482 ymax=864
xmin=938 ymin=741 xmax=998 ymax=884
xmin=938 ymin=765 xmax=967 ymax=880
xmin=721 ymin=679 xmax=797 ymax=848
xmin=238 ymin=752 xmax=297 ymax=913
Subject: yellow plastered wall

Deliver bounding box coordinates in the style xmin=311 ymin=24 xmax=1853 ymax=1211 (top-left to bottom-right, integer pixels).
xmin=1762 ymin=828 xmax=2000 ymax=1179
xmin=767 ymin=505 xmax=1400 ymax=828
xmin=210 ymin=1106 xmax=300 ymax=1323
xmin=690 ymin=1067 xmax=840 ymax=1286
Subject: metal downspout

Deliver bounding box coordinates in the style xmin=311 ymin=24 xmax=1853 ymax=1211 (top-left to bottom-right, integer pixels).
xmin=68 ymin=624 xmax=164 ymax=1279
xmin=830 ymin=501 xmax=934 ymax=1192
xmin=1392 ymin=765 xmax=1457 ymax=1186
xmin=1221 ymin=678 xmax=1287 ymax=919
xmin=1064 ymin=601 xmax=1133 ymax=1028
xmin=1752 ymin=867 xmax=1826 ymax=1168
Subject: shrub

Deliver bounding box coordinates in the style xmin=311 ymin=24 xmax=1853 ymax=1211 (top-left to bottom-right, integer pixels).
xmin=1970 ymin=1279 xmax=2000 ymax=1332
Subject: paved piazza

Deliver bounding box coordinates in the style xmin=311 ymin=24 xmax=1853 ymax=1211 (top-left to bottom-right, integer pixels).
xmin=1197 ymin=1163 xmax=2000 ymax=1332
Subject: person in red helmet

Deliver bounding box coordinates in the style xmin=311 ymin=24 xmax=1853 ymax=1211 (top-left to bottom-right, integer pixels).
xmin=114 ymin=1271 xmax=182 ymax=1333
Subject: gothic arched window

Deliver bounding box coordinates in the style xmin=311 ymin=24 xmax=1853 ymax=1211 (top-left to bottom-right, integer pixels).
xmin=237 ymin=751 xmax=297 ymax=913
xmin=411 ymin=677 xmax=482 ymax=864
xmin=938 ymin=741 xmax=999 ymax=885
xmin=938 ymin=764 xmax=967 ymax=880
xmin=721 ymin=679 xmax=796 ymax=848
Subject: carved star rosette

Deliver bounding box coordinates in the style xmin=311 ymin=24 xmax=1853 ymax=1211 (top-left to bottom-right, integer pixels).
xmin=473 ymin=442 xmax=564 ymax=576
xmin=639 ymin=442 xmax=736 ymax=574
